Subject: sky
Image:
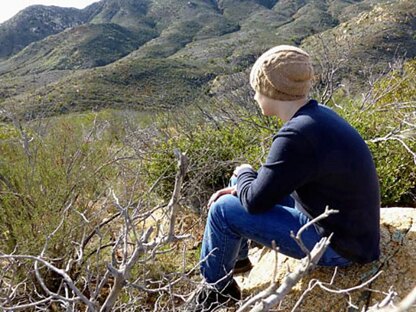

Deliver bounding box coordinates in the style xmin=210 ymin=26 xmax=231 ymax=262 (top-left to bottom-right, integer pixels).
xmin=0 ymin=0 xmax=99 ymax=23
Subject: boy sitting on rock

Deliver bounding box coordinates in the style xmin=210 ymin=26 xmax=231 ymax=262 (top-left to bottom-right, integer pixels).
xmin=194 ymin=45 xmax=380 ymax=311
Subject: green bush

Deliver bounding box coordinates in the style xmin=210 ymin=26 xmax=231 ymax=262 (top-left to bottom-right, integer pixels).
xmin=0 ymin=112 xmax=126 ymax=257
xmin=327 ymin=59 xmax=416 ymax=206
xmin=143 ymin=106 xmax=278 ymax=208
xmin=375 ymin=59 xmax=416 ymax=104
xmin=336 ymin=101 xmax=415 ymax=206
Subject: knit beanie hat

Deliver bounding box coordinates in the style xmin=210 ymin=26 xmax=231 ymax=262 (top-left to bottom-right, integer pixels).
xmin=250 ymin=45 xmax=314 ymax=101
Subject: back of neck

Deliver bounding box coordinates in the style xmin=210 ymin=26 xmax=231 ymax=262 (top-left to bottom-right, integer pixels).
xmin=276 ymin=97 xmax=309 ymax=122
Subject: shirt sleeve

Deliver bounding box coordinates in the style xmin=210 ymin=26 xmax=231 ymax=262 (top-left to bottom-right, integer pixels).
xmin=237 ymin=128 xmax=318 ymax=213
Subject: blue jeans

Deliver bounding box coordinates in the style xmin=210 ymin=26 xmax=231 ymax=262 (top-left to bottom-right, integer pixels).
xmin=200 ymin=190 xmax=351 ymax=288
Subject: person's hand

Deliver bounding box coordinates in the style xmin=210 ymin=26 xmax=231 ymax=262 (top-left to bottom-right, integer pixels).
xmin=233 ymin=163 xmax=253 ymax=176
xmin=207 ymin=186 xmax=237 ymax=208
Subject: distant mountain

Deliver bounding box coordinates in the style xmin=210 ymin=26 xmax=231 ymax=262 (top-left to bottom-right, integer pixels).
xmin=0 ymin=0 xmax=415 ymax=119
xmin=0 ymin=23 xmax=156 ymax=75
xmin=0 ymin=5 xmax=93 ymax=59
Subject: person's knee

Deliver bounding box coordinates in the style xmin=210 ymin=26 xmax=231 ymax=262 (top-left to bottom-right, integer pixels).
xmin=209 ymin=195 xmax=240 ymax=220
xmin=209 ymin=195 xmax=245 ymax=228
xmin=209 ymin=194 xmax=233 ymax=218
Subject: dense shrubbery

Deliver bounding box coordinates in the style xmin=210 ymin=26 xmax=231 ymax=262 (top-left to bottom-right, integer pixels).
xmin=335 ymin=101 xmax=415 ymax=206
xmin=0 ymin=113 xmax=120 ymax=255
xmin=144 ymin=105 xmax=278 ymax=209
xmin=363 ymin=58 xmax=416 ymax=206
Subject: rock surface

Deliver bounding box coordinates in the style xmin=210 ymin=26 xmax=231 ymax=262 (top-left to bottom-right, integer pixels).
xmin=235 ymin=207 xmax=416 ymax=311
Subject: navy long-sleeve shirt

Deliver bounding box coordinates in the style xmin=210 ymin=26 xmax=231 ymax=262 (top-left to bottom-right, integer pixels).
xmin=237 ymin=100 xmax=380 ymax=263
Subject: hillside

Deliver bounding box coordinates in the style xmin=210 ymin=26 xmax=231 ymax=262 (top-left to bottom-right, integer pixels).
xmin=0 ymin=23 xmax=157 ymax=75
xmin=0 ymin=0 xmax=415 ymax=119
xmin=303 ymin=0 xmax=416 ymax=80
xmin=1 ymin=58 xmax=219 ymax=119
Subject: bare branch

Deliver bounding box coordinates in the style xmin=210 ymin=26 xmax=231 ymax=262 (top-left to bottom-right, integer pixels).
xmin=237 ymin=236 xmax=332 ymax=312
xmin=167 ymin=149 xmax=189 ymax=239
xmin=0 ymin=254 xmax=96 ymax=310
xmin=0 ymin=296 xmax=54 ymax=311
xmin=291 ymin=207 xmax=338 ymax=264
xmin=376 ymin=285 xmax=416 ymax=312
xmin=99 ymin=150 xmax=188 ymax=312
xmin=237 ymin=208 xmax=338 ymax=312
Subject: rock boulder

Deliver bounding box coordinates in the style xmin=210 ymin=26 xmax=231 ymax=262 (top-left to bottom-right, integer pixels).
xmin=235 ymin=208 xmax=416 ymax=311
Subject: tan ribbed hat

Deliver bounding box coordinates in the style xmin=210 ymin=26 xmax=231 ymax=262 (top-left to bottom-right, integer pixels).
xmin=250 ymin=45 xmax=314 ymax=101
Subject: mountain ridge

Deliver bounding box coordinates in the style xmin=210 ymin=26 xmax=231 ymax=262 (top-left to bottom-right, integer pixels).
xmin=0 ymin=5 xmax=93 ymax=60
xmin=0 ymin=0 xmax=415 ymax=119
